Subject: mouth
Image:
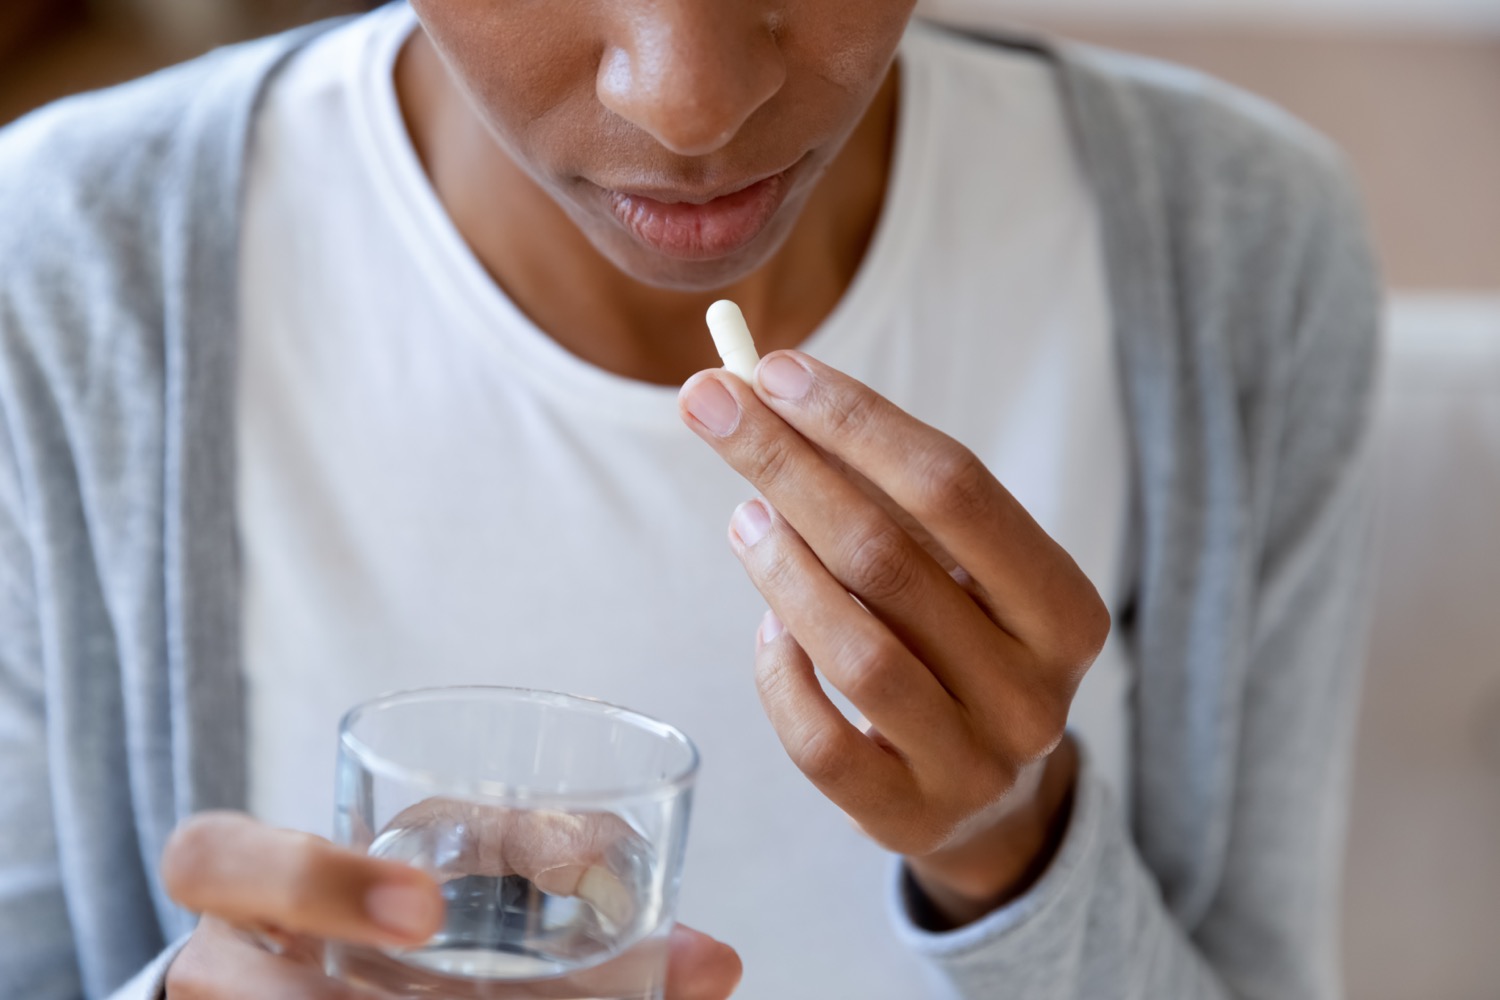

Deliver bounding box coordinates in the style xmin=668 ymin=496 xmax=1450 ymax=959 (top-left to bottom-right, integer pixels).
xmin=598 ymin=157 xmax=805 ymax=261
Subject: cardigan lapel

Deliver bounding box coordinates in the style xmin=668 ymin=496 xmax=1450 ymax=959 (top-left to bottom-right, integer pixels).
xmin=157 ymin=22 xmax=343 ymax=938
xmin=1048 ymin=44 xmax=1254 ymax=928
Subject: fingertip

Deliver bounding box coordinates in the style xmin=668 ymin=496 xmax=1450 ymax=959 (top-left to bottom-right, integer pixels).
xmin=755 ymin=351 xmax=814 ymax=403
xmin=667 ymin=925 xmax=743 ymax=1000
xmin=364 ymin=879 xmax=444 ymax=944
xmin=729 ymin=497 xmax=772 ymax=550
xmin=711 ymin=941 xmax=741 ymax=995
xmin=679 ymin=370 xmax=743 ymax=438
xmin=754 ymin=347 xmax=808 ymax=368
xmin=678 ymin=367 xmax=720 ymax=397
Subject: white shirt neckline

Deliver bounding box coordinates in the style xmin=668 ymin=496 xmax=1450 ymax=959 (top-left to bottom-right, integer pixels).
xmin=346 ymin=4 xmax=935 ymax=430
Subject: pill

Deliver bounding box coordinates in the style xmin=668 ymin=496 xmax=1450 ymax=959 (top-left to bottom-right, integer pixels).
xmin=705 ymin=300 xmax=760 ymax=384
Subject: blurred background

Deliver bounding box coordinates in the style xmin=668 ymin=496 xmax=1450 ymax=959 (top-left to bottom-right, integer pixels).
xmin=2 ymin=1 xmax=1497 ymax=997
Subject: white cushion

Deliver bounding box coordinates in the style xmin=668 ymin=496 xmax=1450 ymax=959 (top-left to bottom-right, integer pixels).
xmin=1343 ymin=295 xmax=1500 ymax=998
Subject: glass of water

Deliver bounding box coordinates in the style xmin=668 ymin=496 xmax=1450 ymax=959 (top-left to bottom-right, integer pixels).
xmin=327 ymin=686 xmax=699 ymax=1000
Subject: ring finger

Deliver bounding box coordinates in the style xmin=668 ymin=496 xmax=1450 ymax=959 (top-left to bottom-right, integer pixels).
xmin=728 ymin=496 xmax=964 ymax=763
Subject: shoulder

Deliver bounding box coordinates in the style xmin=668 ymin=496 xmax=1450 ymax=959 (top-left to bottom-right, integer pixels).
xmin=1057 ymin=42 xmax=1353 ymax=211
xmin=1056 ymin=42 xmax=1377 ymax=325
xmin=0 ymin=24 xmax=337 ymax=297
xmin=920 ymin=25 xmax=1369 ymax=286
xmin=1058 ymin=41 xmax=1379 ymax=380
xmin=0 ymin=32 xmax=302 ymax=252
xmin=1072 ymin=46 xmax=1381 ymax=586
xmin=0 ymin=23 xmax=335 ymax=398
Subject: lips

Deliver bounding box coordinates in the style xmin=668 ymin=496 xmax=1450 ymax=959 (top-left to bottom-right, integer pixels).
xmin=601 ymin=162 xmax=799 ymax=260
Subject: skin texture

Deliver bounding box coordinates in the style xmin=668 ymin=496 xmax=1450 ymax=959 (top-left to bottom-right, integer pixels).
xmin=161 ymin=812 xmax=741 ymax=999
xmin=678 ymin=355 xmax=1106 ymax=927
xmin=396 ymin=0 xmax=911 ymax=383
xmin=163 ymin=0 xmax=1108 ymax=992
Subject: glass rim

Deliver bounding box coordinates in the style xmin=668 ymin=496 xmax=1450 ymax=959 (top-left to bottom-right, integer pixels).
xmin=338 ymin=684 xmax=700 ymax=807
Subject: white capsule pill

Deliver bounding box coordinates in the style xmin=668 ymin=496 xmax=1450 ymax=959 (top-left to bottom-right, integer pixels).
xmin=705 ymin=299 xmax=760 ymax=384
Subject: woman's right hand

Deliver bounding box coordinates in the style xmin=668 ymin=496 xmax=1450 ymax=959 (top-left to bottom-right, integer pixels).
xmin=160 ymin=812 xmax=741 ymax=999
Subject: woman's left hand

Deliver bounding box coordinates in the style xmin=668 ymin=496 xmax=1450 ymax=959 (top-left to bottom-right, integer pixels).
xmin=679 ymin=350 xmax=1110 ymax=927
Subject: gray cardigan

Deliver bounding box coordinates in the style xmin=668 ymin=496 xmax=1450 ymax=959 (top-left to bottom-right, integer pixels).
xmin=0 ymin=14 xmax=1380 ymax=1000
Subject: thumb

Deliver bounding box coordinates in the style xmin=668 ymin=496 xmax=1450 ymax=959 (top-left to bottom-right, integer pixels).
xmin=665 ymin=924 xmax=742 ymax=1000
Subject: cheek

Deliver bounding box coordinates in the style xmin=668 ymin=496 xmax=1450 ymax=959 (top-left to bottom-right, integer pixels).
xmin=785 ymin=1 xmax=916 ymax=94
xmin=409 ymin=0 xmax=605 ymax=169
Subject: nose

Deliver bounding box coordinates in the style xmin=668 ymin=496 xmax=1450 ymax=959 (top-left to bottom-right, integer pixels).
xmin=596 ymin=3 xmax=786 ymax=157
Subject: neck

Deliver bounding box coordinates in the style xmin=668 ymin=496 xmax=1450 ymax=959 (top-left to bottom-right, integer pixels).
xmin=394 ymin=33 xmax=900 ymax=386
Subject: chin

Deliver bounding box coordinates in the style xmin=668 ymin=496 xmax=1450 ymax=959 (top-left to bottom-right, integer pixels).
xmin=601 ymin=241 xmax=784 ymax=292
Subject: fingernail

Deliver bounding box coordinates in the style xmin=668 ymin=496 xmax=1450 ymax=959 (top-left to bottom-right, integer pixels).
xmin=757 ymin=355 xmax=812 ymax=401
xmin=682 ymin=377 xmax=740 ymax=436
xmin=730 ymin=499 xmax=772 ymax=548
xmin=366 ymin=883 xmax=440 ymax=940
xmin=578 ymin=866 xmax=636 ymax=931
xmin=759 ymin=609 xmax=784 ymax=644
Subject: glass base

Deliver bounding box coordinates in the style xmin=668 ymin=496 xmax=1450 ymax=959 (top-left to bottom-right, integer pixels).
xmin=328 ymin=925 xmax=669 ymax=1000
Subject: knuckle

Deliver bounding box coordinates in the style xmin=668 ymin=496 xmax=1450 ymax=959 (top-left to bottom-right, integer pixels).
xmin=970 ymin=679 xmax=1065 ymax=766
xmin=1043 ymin=691 xmax=1074 ymax=745
xmin=884 ymin=799 xmax=957 ymax=857
xmin=1078 ymin=592 xmax=1113 ymax=657
xmin=913 ymin=445 xmax=993 ymax=524
xmin=752 ymin=531 xmax=799 ymax=591
xmin=753 ymin=643 xmax=800 ymax=705
xmin=901 ymin=824 xmax=952 ymax=859
xmin=742 ymin=432 xmax=798 ymax=491
xmin=1047 ymin=589 xmax=1113 ymax=675
xmin=834 ymin=634 xmax=903 ymax=708
xmin=819 ymin=383 xmax=881 ymax=441
xmin=792 ymin=725 xmax=854 ymax=788
xmin=1012 ymin=696 xmax=1071 ymax=762
xmin=843 ymin=523 xmax=920 ymax=605
xmin=970 ymin=759 xmax=1020 ymax=808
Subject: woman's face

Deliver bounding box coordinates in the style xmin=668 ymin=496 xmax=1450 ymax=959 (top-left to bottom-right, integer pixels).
xmin=408 ymin=0 xmax=916 ymax=290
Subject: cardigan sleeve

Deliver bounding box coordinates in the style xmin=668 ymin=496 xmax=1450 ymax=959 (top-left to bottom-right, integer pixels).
xmin=0 ymin=376 xmax=86 ymax=999
xmin=0 ymin=85 xmax=193 ymax=1000
xmin=0 ymin=28 xmax=323 ymax=998
xmin=887 ymin=80 xmax=1382 ymax=1000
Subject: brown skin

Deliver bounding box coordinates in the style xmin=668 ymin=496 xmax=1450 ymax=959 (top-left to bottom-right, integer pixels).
xmin=161 ymin=812 xmax=741 ymax=999
xmin=163 ymin=1 xmax=1108 ymax=991
xmin=397 ymin=0 xmax=908 ymax=383
xmin=679 ymin=355 xmax=1104 ymax=929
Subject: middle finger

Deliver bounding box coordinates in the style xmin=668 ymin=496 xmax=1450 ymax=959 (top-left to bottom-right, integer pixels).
xmin=729 ymin=496 xmax=962 ymax=760
xmin=681 ymin=370 xmax=1019 ymax=708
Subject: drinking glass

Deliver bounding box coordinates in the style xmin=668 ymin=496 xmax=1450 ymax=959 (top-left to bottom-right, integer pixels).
xmin=327 ymin=686 xmax=699 ymax=1000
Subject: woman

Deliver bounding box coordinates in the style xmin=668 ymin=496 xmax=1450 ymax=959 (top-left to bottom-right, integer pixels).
xmin=0 ymin=0 xmax=1379 ymax=997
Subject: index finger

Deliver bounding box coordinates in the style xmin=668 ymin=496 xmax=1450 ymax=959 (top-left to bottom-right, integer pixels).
xmin=751 ymin=351 xmax=1108 ymax=654
xmin=161 ymin=811 xmax=444 ymax=948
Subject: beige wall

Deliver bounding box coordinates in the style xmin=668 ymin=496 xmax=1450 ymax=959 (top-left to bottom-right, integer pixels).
xmin=921 ymin=3 xmax=1500 ymax=293
xmin=1035 ymin=26 xmax=1500 ymax=292
xmin=923 ymin=0 xmax=1500 ymax=33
